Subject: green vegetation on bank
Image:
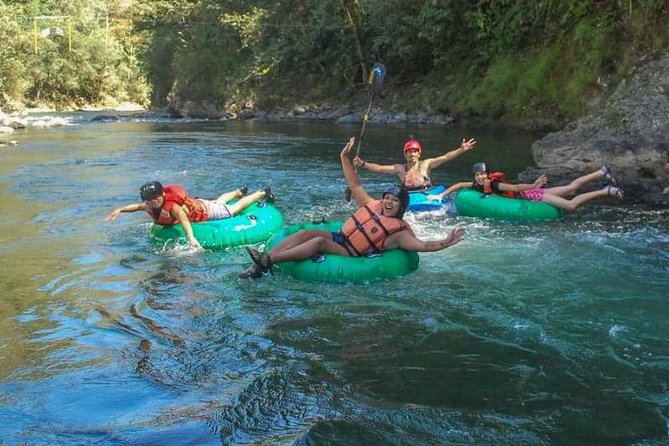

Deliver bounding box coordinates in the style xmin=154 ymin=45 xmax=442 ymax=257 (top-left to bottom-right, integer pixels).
xmin=0 ymin=0 xmax=667 ymax=126
xmin=0 ymin=0 xmax=149 ymax=110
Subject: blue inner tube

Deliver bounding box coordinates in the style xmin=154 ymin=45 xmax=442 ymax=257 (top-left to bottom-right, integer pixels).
xmin=408 ymin=184 xmax=449 ymax=212
xmin=265 ymin=221 xmax=420 ymax=283
xmin=149 ymin=202 xmax=284 ymax=250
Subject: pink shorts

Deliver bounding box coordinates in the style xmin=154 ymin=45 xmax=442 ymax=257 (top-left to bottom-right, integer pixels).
xmin=518 ymin=188 xmax=545 ymax=202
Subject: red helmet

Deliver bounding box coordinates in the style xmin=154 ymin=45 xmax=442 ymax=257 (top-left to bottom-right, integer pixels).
xmin=403 ymin=139 xmax=422 ymax=154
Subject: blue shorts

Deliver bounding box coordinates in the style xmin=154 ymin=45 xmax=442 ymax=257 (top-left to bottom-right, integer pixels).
xmin=332 ymin=231 xmax=359 ymax=256
xmin=332 ymin=231 xmax=347 ymax=247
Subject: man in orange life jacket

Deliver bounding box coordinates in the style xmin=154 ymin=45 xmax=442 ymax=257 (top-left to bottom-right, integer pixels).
xmin=239 ymin=136 xmax=465 ymax=279
xmin=352 ymin=136 xmax=476 ymax=191
xmin=106 ymin=183 xmax=274 ymax=251
xmin=431 ymin=162 xmax=623 ymax=210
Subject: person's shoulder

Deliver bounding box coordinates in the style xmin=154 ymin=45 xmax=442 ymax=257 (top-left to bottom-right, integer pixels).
xmin=390 ymin=223 xmax=415 ymax=243
xmin=387 ymin=221 xmax=412 ymax=236
xmin=353 ymin=196 xmax=376 ymax=210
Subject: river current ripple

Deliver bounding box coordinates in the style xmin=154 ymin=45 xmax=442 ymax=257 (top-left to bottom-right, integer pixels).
xmin=0 ymin=117 xmax=667 ymax=445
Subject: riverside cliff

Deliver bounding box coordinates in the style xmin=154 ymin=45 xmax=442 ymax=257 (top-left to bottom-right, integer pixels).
xmin=519 ymin=56 xmax=669 ymax=205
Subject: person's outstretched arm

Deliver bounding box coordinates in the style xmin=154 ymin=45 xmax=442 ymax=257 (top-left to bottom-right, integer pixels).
xmin=427 ymin=138 xmax=477 ymax=169
xmin=497 ymin=175 xmax=547 ymax=192
xmin=353 ymin=156 xmax=398 ymax=174
xmin=106 ymin=203 xmax=145 ymax=221
xmin=342 ymin=137 xmax=375 ymax=207
xmin=387 ymin=227 xmax=466 ymax=252
xmin=430 ymin=181 xmax=473 ymax=200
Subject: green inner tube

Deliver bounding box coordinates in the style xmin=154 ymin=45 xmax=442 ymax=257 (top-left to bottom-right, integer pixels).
xmin=454 ymin=188 xmax=563 ymax=221
xmin=265 ymin=221 xmax=420 ymax=283
xmin=150 ymin=202 xmax=283 ymax=250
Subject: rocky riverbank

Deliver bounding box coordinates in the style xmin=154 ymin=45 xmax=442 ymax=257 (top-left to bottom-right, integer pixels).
xmin=0 ymin=109 xmax=69 ymax=145
xmin=166 ymin=100 xmax=458 ymax=127
xmin=0 ymin=102 xmax=148 ymax=144
xmin=518 ymin=55 xmax=669 ymax=205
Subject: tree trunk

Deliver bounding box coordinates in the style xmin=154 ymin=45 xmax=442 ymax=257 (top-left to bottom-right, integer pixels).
xmin=341 ymin=0 xmax=367 ymax=83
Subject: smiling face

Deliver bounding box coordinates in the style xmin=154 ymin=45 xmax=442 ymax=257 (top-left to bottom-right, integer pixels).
xmin=144 ymin=194 xmax=165 ymax=209
xmin=381 ymin=193 xmax=402 ymax=217
xmin=474 ymin=171 xmax=489 ymax=185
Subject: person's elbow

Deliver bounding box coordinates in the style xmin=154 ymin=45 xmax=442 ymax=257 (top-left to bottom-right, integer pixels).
xmin=396 ymin=236 xmax=425 ymax=252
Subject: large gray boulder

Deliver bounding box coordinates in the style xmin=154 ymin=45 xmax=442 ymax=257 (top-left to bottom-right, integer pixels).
xmin=520 ymin=56 xmax=669 ymax=204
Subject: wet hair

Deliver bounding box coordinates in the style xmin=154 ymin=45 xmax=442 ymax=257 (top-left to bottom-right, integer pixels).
xmin=382 ymin=184 xmax=410 ymax=218
xmin=139 ymin=181 xmax=164 ymax=201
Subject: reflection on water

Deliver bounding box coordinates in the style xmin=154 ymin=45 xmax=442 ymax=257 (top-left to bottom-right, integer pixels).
xmin=0 ymin=117 xmax=667 ymax=444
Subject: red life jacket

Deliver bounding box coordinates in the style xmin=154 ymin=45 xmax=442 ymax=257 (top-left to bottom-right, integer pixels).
xmin=483 ymin=172 xmax=516 ymax=198
xmin=146 ymin=184 xmax=208 ymax=226
xmin=340 ymin=200 xmax=409 ymax=256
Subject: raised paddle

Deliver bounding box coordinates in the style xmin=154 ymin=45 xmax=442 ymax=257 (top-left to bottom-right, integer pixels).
xmin=343 ymin=62 xmax=386 ymax=202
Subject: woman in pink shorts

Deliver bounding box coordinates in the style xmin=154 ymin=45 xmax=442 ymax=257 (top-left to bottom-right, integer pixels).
xmin=435 ymin=163 xmax=624 ymax=211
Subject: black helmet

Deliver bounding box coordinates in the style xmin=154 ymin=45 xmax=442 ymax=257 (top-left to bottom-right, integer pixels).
xmin=139 ymin=181 xmax=164 ymax=201
xmin=473 ymin=162 xmax=488 ymax=174
xmin=383 ymin=184 xmax=409 ymax=218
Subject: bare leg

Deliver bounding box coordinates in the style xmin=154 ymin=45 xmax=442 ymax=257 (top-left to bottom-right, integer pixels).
xmin=227 ymin=190 xmax=265 ymax=215
xmin=541 ymin=186 xmax=622 ymax=211
xmin=543 ymin=169 xmax=605 ymax=197
xmin=268 ymin=229 xmax=331 ymax=253
xmin=269 ymin=235 xmax=349 ymax=263
xmin=214 ymin=188 xmax=244 ymax=203
xmin=242 ymin=229 xmax=349 ymax=277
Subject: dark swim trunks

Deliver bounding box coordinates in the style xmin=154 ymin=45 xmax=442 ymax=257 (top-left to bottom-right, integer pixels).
xmin=332 ymin=231 xmax=356 ymax=256
xmin=332 ymin=231 xmax=347 ymax=247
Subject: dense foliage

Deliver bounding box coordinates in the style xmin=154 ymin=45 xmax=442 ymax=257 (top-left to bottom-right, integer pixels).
xmin=1 ymin=0 xmax=667 ymax=124
xmin=0 ymin=0 xmax=149 ymax=110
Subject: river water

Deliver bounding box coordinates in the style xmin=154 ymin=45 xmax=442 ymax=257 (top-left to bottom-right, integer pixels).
xmin=0 ymin=116 xmax=667 ymax=445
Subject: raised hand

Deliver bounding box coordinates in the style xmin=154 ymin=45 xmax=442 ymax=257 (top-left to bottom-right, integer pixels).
xmin=340 ymin=136 xmax=356 ymax=158
xmin=460 ymin=138 xmax=476 ymax=152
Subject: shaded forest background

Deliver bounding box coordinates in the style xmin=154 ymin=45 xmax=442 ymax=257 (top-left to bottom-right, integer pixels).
xmin=1 ymin=0 xmax=667 ymax=128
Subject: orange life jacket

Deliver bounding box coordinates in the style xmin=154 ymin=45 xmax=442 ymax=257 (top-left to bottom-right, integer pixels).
xmin=483 ymin=172 xmax=516 ymax=198
xmin=340 ymin=200 xmax=409 ymax=256
xmin=146 ymin=184 xmax=208 ymax=226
